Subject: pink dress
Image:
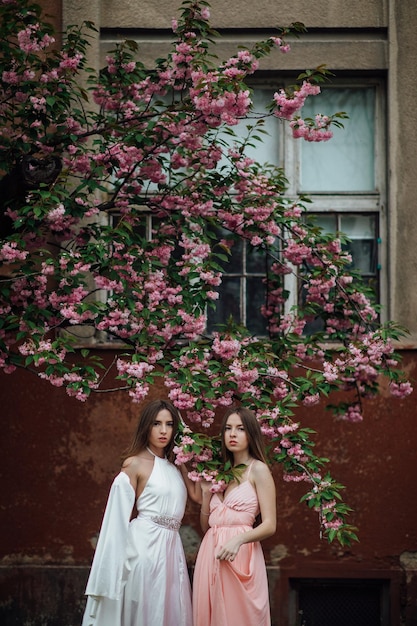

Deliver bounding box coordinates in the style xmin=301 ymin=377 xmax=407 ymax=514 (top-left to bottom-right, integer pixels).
xmin=192 ymin=466 xmax=271 ymax=626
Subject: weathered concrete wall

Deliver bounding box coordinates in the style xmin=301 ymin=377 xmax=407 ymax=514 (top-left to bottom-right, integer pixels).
xmin=100 ymin=0 xmax=388 ymax=29
xmin=0 ymin=352 xmax=416 ymax=624
xmin=387 ymin=0 xmax=417 ymax=341
xmin=99 ymin=0 xmax=390 ymax=73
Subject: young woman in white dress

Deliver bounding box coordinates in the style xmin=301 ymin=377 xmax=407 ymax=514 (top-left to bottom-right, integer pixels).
xmin=82 ymin=399 xmax=200 ymax=626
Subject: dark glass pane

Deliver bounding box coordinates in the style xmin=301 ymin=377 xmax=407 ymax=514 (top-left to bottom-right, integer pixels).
xmin=247 ymin=277 xmax=267 ymax=335
xmin=150 ymin=215 xmax=163 ymax=237
xmin=341 ymin=215 xmax=375 ymax=239
xmin=208 ymin=227 xmax=243 ymax=273
xmin=313 ymin=214 xmax=337 ymax=234
xmin=301 ymin=213 xmax=380 ymax=336
xmin=246 ymin=246 xmax=267 ymax=273
xmin=227 ymin=238 xmax=243 ymax=273
xmin=207 ymin=277 xmax=241 ymax=331
xmin=112 ymin=212 xmax=147 ymax=238
xmin=343 ymin=239 xmax=376 ymax=274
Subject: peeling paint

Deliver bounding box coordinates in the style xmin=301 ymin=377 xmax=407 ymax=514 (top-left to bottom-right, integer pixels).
xmin=400 ymin=551 xmax=417 ymax=570
xmin=400 ymin=551 xmax=417 ymax=584
xmin=270 ymin=543 xmax=288 ymax=564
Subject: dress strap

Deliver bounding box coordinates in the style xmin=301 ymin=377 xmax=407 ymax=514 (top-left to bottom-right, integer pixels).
xmin=246 ymin=459 xmax=256 ymax=479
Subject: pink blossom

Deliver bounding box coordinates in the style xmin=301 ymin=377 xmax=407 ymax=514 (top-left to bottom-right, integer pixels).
xmin=389 ymin=381 xmax=413 ymax=398
xmin=290 ymin=118 xmax=333 ymax=142
xmin=17 ymin=24 xmax=55 ymax=53
xmin=128 ymin=382 xmax=150 ymax=403
xmin=29 ymin=96 xmax=47 ymax=113
xmin=273 ymin=81 xmax=320 ymax=121
xmin=209 ymin=480 xmax=226 ymax=493
xmin=116 ymin=359 xmax=154 ymax=379
xmin=59 ymin=52 xmax=83 ymax=70
xmin=46 ymin=204 xmax=65 ymax=222
xmin=322 ymin=518 xmax=343 ymax=530
xmin=38 ymin=372 xmax=65 ymax=387
xmin=2 ymin=70 xmax=19 ymax=84
xmin=277 ymin=422 xmax=299 ymax=435
xmin=122 ymin=61 xmax=136 ymax=73
xmin=339 ymin=404 xmax=363 ymax=423
xmin=302 ymin=393 xmax=320 ymax=406
xmin=167 ymin=387 xmax=196 ymax=410
xmin=270 ymin=37 xmax=291 ymax=53
xmin=186 ymin=470 xmax=202 ymax=482
xmin=0 ymin=242 xmax=28 ymax=263
xmin=323 ymin=361 xmax=339 ymax=382
xmin=283 ymin=473 xmax=309 ymax=483
xmin=212 ymin=334 xmax=241 ymax=360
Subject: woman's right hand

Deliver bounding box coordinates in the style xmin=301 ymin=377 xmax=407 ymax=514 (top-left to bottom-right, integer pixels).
xmin=199 ymin=481 xmax=213 ymax=531
xmin=200 ymin=480 xmax=212 ymax=495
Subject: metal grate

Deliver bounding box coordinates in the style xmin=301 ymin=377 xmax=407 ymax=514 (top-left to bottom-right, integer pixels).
xmin=292 ymin=578 xmax=388 ymax=626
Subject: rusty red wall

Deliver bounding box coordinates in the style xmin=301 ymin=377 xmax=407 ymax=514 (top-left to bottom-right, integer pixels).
xmin=0 ymin=350 xmax=416 ymax=624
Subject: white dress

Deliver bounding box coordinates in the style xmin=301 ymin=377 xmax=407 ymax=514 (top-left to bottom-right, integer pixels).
xmin=82 ymin=453 xmax=193 ymax=626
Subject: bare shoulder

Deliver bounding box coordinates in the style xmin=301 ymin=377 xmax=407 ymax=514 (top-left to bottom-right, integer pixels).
xmin=251 ymin=459 xmax=274 ymax=482
xmin=121 ymin=451 xmax=150 ymax=477
xmin=121 ymin=451 xmax=154 ymax=495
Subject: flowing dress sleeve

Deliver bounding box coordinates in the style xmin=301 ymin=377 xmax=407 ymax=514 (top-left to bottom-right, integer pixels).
xmin=85 ymin=471 xmax=135 ymax=600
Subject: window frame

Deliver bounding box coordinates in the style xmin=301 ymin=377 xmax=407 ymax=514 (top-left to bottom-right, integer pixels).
xmin=281 ymin=76 xmax=387 ymax=320
xmin=208 ymin=76 xmax=387 ymax=332
xmin=92 ymin=77 xmax=389 ymax=344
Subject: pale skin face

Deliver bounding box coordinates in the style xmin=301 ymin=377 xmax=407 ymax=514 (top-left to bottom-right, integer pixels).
xmin=122 ymin=408 xmax=201 ymax=504
xmin=224 ymin=413 xmax=250 ymax=463
xmin=147 ymin=408 xmax=175 ymax=457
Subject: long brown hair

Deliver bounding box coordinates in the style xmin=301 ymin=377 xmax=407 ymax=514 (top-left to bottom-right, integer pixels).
xmin=220 ymin=405 xmax=267 ymax=465
xmin=122 ymin=399 xmax=181 ymax=462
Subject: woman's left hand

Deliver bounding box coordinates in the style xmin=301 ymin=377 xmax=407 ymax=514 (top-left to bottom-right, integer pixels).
xmin=216 ymin=536 xmax=243 ymax=561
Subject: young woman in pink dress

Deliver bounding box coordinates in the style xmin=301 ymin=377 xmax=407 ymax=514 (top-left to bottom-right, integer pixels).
xmin=193 ymin=406 xmax=277 ymax=626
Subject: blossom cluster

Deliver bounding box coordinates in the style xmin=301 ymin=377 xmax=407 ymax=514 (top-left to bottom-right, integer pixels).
xmin=0 ymin=0 xmax=412 ymax=545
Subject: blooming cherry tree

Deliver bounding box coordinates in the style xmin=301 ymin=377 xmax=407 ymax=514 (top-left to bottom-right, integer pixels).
xmin=0 ymin=0 xmax=412 ymax=544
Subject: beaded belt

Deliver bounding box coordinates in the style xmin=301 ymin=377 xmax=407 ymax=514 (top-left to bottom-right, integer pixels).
xmin=150 ymin=515 xmax=181 ymax=531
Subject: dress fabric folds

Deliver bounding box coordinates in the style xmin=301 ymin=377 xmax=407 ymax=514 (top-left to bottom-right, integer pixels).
xmin=82 ymin=455 xmax=193 ymax=626
xmin=193 ymin=478 xmax=271 ymax=626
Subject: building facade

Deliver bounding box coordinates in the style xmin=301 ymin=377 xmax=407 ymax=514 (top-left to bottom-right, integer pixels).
xmin=1 ymin=1 xmax=417 ymax=624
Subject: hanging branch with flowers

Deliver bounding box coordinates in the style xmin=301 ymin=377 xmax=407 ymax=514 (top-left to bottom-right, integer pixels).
xmin=0 ymin=0 xmax=412 ymax=545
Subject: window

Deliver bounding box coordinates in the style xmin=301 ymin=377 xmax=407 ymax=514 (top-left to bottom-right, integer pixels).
xmin=299 ymin=87 xmax=377 ymax=193
xmin=97 ymin=80 xmax=386 ymax=341
xmin=206 ymin=231 xmax=276 ymax=336
xmin=98 ymin=209 xmax=162 ymax=345
xmin=289 ymin=578 xmax=390 ymax=626
xmin=310 ymin=212 xmax=379 ymax=298
xmin=211 ymin=79 xmax=386 ymax=333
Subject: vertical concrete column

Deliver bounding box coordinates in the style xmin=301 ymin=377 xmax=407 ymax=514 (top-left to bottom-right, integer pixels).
xmin=61 ymin=0 xmax=104 ymax=340
xmin=387 ymin=0 xmax=417 ymax=343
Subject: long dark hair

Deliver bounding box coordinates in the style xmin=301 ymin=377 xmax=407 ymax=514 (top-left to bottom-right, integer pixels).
xmin=122 ymin=399 xmax=181 ymax=462
xmin=220 ymin=405 xmax=267 ymax=465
